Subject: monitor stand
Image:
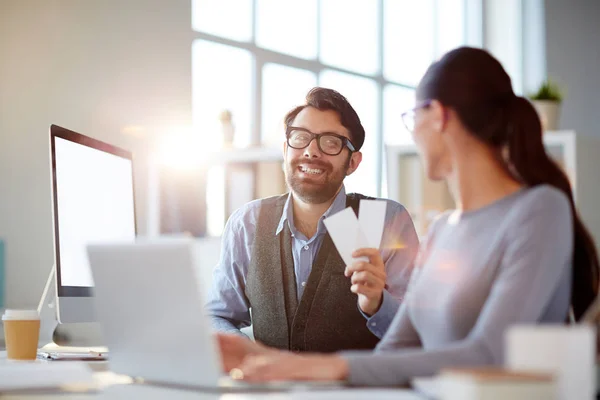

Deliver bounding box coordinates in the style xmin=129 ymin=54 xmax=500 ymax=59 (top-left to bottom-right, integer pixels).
xmin=37 ymin=266 xmax=58 ymax=348
xmin=37 ymin=266 xmax=107 ymax=359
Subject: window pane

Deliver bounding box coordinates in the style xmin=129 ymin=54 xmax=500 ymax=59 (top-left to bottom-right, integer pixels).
xmin=384 ymin=0 xmax=435 ymax=86
xmin=436 ymin=0 xmax=465 ymax=56
xmin=262 ymin=63 xmax=317 ymax=145
xmin=256 ymin=0 xmax=318 ymax=59
xmin=381 ymin=85 xmax=415 ymax=198
xmin=192 ymin=0 xmax=252 ymax=42
xmin=485 ymin=0 xmax=523 ymax=93
xmin=384 ymin=85 xmax=416 ymax=146
xmin=319 ymin=70 xmax=379 ymax=197
xmin=320 ymin=0 xmax=379 ymax=75
xmin=192 ymin=40 xmax=253 ymax=148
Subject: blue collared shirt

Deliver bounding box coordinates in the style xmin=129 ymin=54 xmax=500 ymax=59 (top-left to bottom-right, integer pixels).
xmin=206 ymin=186 xmax=419 ymax=339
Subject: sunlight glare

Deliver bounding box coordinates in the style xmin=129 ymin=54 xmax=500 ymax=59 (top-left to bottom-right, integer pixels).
xmin=155 ymin=126 xmax=220 ymax=171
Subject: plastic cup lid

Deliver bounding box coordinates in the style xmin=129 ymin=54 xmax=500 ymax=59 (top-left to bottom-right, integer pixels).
xmin=2 ymin=309 xmax=40 ymax=321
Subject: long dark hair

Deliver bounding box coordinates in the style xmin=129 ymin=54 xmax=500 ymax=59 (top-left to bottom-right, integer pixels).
xmin=417 ymin=47 xmax=599 ymax=320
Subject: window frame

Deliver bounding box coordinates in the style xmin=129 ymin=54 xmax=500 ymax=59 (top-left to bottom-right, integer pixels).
xmin=192 ymin=0 xmax=471 ymax=197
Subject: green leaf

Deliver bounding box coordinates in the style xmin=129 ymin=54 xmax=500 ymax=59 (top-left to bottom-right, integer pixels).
xmin=528 ymin=79 xmax=563 ymax=102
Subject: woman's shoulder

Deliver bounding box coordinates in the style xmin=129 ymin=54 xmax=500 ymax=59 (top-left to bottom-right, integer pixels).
xmin=429 ymin=210 xmax=453 ymax=229
xmin=502 ymin=185 xmax=574 ymax=244
xmin=420 ymin=210 xmax=454 ymax=243
xmin=518 ymin=184 xmax=572 ymax=215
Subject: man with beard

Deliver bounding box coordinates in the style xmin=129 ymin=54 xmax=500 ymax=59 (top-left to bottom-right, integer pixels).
xmin=206 ymin=87 xmax=419 ymax=352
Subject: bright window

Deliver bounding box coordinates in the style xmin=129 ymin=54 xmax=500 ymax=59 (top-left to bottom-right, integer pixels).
xmin=384 ymin=84 xmax=416 ymax=146
xmin=192 ymin=40 xmax=253 ymax=148
xmin=437 ymin=0 xmax=466 ymax=57
xmin=384 ymin=0 xmax=435 ymax=86
xmin=256 ymin=0 xmax=318 ymax=59
xmin=189 ymin=0 xmax=470 ymax=232
xmin=320 ymin=70 xmax=379 ymax=197
xmin=319 ymin=0 xmax=380 ymax=75
xmin=262 ymin=63 xmax=317 ymax=146
xmin=192 ymin=0 xmax=252 ymax=42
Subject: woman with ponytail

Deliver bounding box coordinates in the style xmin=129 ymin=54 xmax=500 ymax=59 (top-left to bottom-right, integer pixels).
xmin=216 ymin=47 xmax=599 ymax=386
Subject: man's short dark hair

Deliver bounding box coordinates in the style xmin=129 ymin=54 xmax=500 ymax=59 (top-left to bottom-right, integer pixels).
xmin=283 ymin=87 xmax=366 ymax=151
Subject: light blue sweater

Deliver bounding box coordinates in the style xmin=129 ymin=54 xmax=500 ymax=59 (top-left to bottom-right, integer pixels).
xmin=342 ymin=185 xmax=573 ymax=386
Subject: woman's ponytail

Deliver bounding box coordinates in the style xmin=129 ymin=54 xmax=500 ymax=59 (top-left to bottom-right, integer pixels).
xmin=507 ymin=96 xmax=599 ymax=320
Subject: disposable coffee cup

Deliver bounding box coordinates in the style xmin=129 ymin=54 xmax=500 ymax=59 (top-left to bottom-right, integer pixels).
xmin=2 ymin=309 xmax=40 ymax=360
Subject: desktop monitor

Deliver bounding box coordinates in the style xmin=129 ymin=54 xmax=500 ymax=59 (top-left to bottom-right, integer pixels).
xmin=49 ymin=125 xmax=136 ymax=323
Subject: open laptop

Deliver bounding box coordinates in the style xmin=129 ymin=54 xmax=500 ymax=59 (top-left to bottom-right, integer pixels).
xmin=86 ymin=238 xmax=343 ymax=392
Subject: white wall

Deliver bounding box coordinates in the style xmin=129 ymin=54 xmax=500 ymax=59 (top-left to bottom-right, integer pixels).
xmin=0 ymin=0 xmax=194 ymax=309
xmin=544 ymin=0 xmax=600 ymax=138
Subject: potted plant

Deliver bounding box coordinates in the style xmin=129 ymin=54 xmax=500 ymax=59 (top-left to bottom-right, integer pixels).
xmin=528 ymin=79 xmax=564 ymax=131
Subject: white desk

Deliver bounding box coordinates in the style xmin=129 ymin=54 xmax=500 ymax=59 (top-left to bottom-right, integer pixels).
xmin=0 ymin=355 xmax=426 ymax=400
xmin=1 ymin=381 xmax=425 ymax=400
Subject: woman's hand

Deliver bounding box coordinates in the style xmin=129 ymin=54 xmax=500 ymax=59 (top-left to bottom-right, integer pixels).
xmin=216 ymin=333 xmax=274 ymax=372
xmin=232 ymin=352 xmax=349 ymax=382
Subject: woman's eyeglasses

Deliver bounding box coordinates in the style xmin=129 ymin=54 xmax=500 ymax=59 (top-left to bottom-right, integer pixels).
xmin=286 ymin=127 xmax=356 ymax=156
xmin=401 ymin=100 xmax=432 ymax=132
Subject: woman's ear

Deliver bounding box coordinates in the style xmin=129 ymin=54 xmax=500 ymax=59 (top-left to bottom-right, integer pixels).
xmin=429 ymin=100 xmax=446 ymax=133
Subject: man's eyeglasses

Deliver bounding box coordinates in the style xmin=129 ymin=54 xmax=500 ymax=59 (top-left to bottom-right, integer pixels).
xmin=286 ymin=127 xmax=356 ymax=156
xmin=401 ymin=100 xmax=432 ymax=132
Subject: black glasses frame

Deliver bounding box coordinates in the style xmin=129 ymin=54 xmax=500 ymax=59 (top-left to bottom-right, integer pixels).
xmin=285 ymin=126 xmax=356 ymax=156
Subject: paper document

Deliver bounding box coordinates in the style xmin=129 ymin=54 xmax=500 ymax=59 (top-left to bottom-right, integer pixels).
xmin=358 ymin=199 xmax=387 ymax=249
xmin=0 ymin=361 xmax=93 ymax=391
xmin=324 ymin=200 xmax=387 ymax=266
xmin=323 ymin=207 xmax=369 ymax=266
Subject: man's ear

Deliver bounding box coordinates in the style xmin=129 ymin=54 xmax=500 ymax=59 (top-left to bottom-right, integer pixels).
xmin=346 ymin=151 xmax=362 ymax=176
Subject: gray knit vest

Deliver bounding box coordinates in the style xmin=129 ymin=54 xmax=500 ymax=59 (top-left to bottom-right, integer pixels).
xmin=245 ymin=193 xmax=380 ymax=352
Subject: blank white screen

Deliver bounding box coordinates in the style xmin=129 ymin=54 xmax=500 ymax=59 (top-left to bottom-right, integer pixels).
xmin=54 ymin=137 xmax=136 ymax=287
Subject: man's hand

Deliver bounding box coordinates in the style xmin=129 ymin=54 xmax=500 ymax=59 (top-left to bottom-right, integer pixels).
xmin=344 ymin=248 xmax=386 ymax=316
xmin=216 ymin=333 xmax=274 ymax=372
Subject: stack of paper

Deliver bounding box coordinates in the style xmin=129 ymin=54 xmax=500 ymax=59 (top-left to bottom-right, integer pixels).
xmin=0 ymin=361 xmax=94 ymax=392
xmin=437 ymin=368 xmax=556 ymax=400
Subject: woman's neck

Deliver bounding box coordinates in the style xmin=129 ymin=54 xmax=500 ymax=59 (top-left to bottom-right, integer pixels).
xmin=448 ymin=144 xmax=523 ymax=212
